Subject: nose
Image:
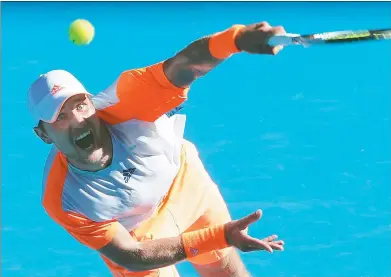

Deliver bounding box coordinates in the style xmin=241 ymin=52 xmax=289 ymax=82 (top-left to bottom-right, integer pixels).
xmin=70 ymin=110 xmax=86 ymax=126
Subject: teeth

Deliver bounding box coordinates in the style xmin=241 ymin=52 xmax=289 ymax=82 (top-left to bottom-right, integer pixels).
xmin=76 ymin=130 xmax=91 ymax=141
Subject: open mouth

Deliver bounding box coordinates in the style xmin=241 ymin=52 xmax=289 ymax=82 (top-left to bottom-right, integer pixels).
xmin=74 ymin=129 xmax=95 ymax=150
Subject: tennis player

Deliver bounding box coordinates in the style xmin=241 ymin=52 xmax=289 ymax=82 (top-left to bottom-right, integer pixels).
xmin=28 ymin=21 xmax=285 ymax=277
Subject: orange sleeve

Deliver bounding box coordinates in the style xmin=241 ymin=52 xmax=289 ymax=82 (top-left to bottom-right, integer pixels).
xmin=97 ymin=61 xmax=189 ymax=124
xmin=47 ymin=208 xmax=120 ymax=250
xmin=42 ymin=152 xmax=119 ymax=250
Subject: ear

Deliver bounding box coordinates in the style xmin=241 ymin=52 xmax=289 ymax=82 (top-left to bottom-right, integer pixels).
xmin=33 ymin=126 xmax=53 ymax=144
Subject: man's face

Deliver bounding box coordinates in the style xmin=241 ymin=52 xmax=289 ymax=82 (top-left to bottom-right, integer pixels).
xmin=35 ymin=94 xmax=105 ymax=164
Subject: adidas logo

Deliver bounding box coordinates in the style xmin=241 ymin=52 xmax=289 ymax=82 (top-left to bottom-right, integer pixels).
xmin=189 ymin=247 xmax=199 ymax=256
xmin=51 ymin=84 xmax=64 ymax=95
xmin=122 ymin=168 xmax=136 ymax=183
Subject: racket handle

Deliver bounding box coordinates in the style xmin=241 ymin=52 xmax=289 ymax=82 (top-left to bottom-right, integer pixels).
xmin=268 ymin=33 xmax=301 ymax=46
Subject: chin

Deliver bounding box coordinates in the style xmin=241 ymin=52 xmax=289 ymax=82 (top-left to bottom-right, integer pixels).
xmin=87 ymin=148 xmax=105 ymax=164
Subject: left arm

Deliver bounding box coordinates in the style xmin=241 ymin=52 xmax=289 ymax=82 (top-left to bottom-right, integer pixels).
xmin=95 ymin=21 xmax=285 ymax=123
xmin=163 ymin=37 xmax=222 ymax=88
xmin=163 ymin=22 xmax=286 ymax=88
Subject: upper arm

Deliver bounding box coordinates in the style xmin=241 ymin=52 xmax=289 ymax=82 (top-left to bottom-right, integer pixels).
xmin=94 ymin=62 xmax=189 ymax=124
xmin=44 ymin=205 xmax=140 ymax=271
xmin=43 ymin=204 xmax=120 ymax=250
xmin=44 ymin=194 xmax=142 ymax=271
xmin=47 ymin=209 xmax=139 ymax=270
xmin=41 ymin=152 xmax=139 ymax=269
xmin=42 ymin=153 xmax=121 ymax=251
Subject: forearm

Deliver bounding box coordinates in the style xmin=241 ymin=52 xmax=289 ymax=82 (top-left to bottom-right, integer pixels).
xmin=122 ymin=225 xmax=228 ymax=272
xmin=125 ymin=237 xmax=186 ymax=271
xmin=163 ymin=25 xmax=244 ymax=87
xmin=163 ymin=38 xmax=220 ymax=88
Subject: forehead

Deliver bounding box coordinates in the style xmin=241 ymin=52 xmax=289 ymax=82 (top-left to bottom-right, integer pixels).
xmin=60 ymin=94 xmax=89 ymax=112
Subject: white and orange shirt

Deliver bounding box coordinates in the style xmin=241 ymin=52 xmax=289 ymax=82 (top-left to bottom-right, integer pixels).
xmin=41 ymin=62 xmax=189 ymax=250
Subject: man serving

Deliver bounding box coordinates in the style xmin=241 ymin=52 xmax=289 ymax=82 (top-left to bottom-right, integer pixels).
xmin=28 ymin=21 xmax=286 ymax=277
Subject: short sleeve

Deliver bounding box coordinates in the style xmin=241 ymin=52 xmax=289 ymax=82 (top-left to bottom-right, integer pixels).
xmin=42 ymin=151 xmax=119 ymax=250
xmin=61 ymin=211 xmax=119 ymax=250
xmin=43 ymin=198 xmax=120 ymax=250
xmin=95 ymin=62 xmax=189 ymax=124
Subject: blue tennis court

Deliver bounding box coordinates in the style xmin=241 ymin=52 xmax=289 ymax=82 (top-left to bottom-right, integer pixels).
xmin=2 ymin=2 xmax=390 ymax=276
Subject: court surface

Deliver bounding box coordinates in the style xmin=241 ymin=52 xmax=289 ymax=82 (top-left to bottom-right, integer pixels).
xmin=2 ymin=2 xmax=391 ymax=276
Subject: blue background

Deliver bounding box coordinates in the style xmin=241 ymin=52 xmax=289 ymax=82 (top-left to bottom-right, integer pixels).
xmin=2 ymin=2 xmax=391 ymax=277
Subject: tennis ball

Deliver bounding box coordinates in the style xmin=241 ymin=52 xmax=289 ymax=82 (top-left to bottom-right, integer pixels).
xmin=69 ymin=19 xmax=95 ymax=46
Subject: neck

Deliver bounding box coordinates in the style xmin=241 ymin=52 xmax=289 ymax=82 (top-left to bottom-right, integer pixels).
xmin=68 ymin=121 xmax=113 ymax=172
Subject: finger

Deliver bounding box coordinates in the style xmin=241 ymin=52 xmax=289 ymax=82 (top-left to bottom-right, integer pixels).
xmin=267 ymin=44 xmax=284 ymax=56
xmin=242 ymin=235 xmax=274 ymax=253
xmin=274 ymin=240 xmax=285 ymax=245
xmin=267 ymin=25 xmax=286 ymax=55
xmin=271 ymin=25 xmax=286 ymax=36
xmin=255 ymin=21 xmax=271 ymax=30
xmin=263 ymin=235 xmax=278 ymax=242
xmin=269 ymin=242 xmax=284 ymax=251
xmin=237 ymin=210 xmax=263 ymax=230
xmin=257 ymin=241 xmax=274 ymax=253
xmin=271 ymin=45 xmax=284 ymax=55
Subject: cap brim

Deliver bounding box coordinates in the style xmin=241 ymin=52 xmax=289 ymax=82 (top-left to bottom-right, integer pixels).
xmin=37 ymin=92 xmax=91 ymax=123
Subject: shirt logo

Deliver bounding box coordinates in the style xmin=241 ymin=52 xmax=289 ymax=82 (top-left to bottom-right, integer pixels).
xmin=166 ymin=106 xmax=183 ymax=118
xmin=189 ymin=248 xmax=199 ymax=256
xmin=122 ymin=168 xmax=136 ymax=183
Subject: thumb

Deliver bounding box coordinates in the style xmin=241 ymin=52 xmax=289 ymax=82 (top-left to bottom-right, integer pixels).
xmin=271 ymin=45 xmax=284 ymax=55
xmin=238 ymin=209 xmax=263 ymax=230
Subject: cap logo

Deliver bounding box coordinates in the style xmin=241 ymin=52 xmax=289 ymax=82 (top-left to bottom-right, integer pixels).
xmin=51 ymin=84 xmax=64 ymax=95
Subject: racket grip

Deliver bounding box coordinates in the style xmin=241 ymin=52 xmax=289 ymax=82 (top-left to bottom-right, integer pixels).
xmin=268 ymin=33 xmax=300 ymax=46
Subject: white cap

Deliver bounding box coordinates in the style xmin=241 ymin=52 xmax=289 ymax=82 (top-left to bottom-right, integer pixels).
xmin=27 ymin=70 xmax=90 ymax=124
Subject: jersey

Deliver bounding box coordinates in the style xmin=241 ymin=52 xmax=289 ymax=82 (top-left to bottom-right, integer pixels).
xmin=41 ymin=61 xmax=190 ymax=250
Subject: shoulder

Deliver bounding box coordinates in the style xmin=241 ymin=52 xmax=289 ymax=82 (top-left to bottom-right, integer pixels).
xmin=40 ymin=148 xmax=119 ymax=251
xmin=92 ymin=61 xmax=189 ymax=124
xmin=91 ymin=62 xmax=187 ymax=109
xmin=41 ymin=147 xmax=69 ymax=218
xmin=42 ymin=147 xmax=66 ymax=196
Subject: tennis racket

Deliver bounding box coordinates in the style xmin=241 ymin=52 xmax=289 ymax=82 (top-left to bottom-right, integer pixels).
xmin=268 ymin=28 xmax=391 ymax=47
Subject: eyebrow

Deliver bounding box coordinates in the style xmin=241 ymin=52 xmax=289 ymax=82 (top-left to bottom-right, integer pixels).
xmin=59 ymin=95 xmax=88 ymax=114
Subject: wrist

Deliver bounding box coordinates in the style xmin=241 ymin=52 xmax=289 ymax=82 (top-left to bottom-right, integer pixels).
xmin=181 ymin=224 xmax=229 ymax=258
xmin=208 ymin=25 xmax=246 ymax=60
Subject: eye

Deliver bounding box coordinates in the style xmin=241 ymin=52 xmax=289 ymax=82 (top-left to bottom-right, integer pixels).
xmin=76 ymin=103 xmax=87 ymax=111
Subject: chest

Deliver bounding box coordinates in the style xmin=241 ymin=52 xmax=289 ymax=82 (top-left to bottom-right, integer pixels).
xmin=61 ymin=115 xmax=185 ymax=229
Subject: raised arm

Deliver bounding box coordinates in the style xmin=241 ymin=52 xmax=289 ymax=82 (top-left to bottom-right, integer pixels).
xmin=98 ymin=210 xmax=284 ymax=272
xmin=94 ymin=21 xmax=286 ymax=123
xmin=163 ymin=21 xmax=286 ymax=88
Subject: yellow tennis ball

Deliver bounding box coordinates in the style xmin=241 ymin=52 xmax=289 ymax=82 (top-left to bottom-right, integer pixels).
xmin=69 ymin=19 xmax=95 ymax=46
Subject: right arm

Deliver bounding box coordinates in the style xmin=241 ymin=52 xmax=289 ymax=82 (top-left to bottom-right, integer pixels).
xmin=98 ymin=223 xmax=187 ymax=271
xmin=98 ymin=210 xmax=284 ymax=272
xmin=44 ymin=187 xmax=283 ymax=272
